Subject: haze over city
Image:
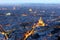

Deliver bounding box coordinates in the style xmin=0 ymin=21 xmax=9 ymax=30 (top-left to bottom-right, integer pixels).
xmin=0 ymin=0 xmax=60 ymax=5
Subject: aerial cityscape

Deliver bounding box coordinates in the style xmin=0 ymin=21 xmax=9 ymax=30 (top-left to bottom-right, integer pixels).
xmin=0 ymin=0 xmax=60 ymax=40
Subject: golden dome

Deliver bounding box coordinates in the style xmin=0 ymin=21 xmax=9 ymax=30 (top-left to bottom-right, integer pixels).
xmin=36 ymin=17 xmax=45 ymax=27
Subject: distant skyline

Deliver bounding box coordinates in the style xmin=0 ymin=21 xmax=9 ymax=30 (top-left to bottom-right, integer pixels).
xmin=0 ymin=0 xmax=60 ymax=5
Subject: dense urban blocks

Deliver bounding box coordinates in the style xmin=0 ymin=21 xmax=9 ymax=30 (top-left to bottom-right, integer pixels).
xmin=0 ymin=4 xmax=60 ymax=40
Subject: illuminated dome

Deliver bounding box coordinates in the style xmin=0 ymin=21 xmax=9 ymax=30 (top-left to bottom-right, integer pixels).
xmin=29 ymin=8 xmax=32 ymax=12
xmin=36 ymin=17 xmax=45 ymax=27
